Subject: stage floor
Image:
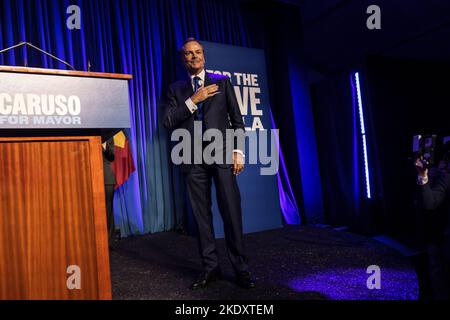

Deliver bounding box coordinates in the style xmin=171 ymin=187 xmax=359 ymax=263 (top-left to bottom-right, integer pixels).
xmin=109 ymin=226 xmax=418 ymax=300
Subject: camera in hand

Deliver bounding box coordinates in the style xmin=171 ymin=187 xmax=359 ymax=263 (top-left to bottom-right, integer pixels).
xmin=413 ymin=135 xmax=450 ymax=170
xmin=413 ymin=134 xmax=437 ymax=169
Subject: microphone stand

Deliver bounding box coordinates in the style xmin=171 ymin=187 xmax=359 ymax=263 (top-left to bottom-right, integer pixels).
xmin=0 ymin=41 xmax=76 ymax=71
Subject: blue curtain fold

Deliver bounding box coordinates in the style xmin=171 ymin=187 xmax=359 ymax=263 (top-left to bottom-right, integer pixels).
xmin=310 ymin=74 xmax=365 ymax=229
xmin=0 ymin=0 xmax=299 ymax=236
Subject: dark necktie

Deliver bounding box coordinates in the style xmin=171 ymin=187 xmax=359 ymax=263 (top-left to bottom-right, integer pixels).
xmin=193 ymin=76 xmax=204 ymax=121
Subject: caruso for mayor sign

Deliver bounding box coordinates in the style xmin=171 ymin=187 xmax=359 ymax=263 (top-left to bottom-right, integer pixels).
xmin=0 ymin=71 xmax=130 ymax=129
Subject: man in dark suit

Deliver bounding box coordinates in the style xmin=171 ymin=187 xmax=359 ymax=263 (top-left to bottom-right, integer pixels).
xmin=164 ymin=38 xmax=255 ymax=289
xmin=416 ymin=157 xmax=450 ymax=299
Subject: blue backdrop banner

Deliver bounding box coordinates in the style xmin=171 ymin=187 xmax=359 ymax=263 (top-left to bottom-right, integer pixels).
xmin=202 ymin=41 xmax=283 ymax=238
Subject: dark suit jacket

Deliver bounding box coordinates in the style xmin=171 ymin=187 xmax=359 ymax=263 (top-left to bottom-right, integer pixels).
xmin=164 ymin=72 xmax=245 ymax=172
xmin=420 ymin=173 xmax=450 ymax=210
xmin=418 ymin=173 xmax=450 ymax=256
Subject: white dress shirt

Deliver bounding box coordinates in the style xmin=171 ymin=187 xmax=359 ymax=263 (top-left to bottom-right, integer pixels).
xmin=185 ymin=69 xmax=206 ymax=113
xmin=184 ymin=69 xmax=244 ymax=158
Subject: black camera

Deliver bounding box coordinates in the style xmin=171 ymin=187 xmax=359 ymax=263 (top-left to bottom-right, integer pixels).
xmin=413 ymin=135 xmax=437 ymax=169
xmin=413 ymin=135 xmax=450 ymax=170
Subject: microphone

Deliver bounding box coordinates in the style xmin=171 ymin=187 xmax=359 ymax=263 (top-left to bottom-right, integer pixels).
xmin=0 ymin=41 xmax=76 ymax=70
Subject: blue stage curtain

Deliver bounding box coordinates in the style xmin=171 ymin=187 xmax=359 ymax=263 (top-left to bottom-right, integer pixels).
xmin=309 ymin=74 xmax=365 ymax=230
xmin=0 ymin=0 xmax=299 ymax=235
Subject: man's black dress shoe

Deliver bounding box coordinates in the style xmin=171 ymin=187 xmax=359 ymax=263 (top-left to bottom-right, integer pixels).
xmin=236 ymin=271 xmax=256 ymax=289
xmin=190 ymin=269 xmax=222 ymax=290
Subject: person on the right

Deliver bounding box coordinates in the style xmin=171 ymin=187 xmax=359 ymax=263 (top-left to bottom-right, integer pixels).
xmin=416 ymin=156 xmax=450 ymax=299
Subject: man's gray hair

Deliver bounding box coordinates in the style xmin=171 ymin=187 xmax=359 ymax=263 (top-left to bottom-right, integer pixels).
xmin=179 ymin=38 xmax=204 ymax=55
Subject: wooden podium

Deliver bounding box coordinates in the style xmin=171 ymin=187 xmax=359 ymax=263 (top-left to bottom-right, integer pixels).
xmin=0 ymin=66 xmax=132 ymax=300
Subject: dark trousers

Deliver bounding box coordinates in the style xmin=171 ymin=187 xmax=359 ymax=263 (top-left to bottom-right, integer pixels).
xmin=105 ymin=184 xmax=116 ymax=245
xmin=185 ymin=164 xmax=248 ymax=274
xmin=427 ymin=244 xmax=450 ymax=299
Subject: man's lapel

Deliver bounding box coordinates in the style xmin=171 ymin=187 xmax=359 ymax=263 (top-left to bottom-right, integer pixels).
xmin=203 ymin=72 xmax=213 ymax=115
xmin=181 ymin=77 xmax=194 ymax=100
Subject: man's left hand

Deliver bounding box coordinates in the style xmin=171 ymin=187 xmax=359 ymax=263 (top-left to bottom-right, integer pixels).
xmin=232 ymin=152 xmax=245 ymax=175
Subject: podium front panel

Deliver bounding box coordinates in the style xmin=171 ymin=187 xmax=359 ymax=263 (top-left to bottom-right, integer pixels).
xmin=0 ymin=136 xmax=111 ymax=300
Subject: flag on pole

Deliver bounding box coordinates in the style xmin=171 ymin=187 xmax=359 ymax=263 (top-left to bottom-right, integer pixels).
xmin=112 ymin=130 xmax=136 ymax=189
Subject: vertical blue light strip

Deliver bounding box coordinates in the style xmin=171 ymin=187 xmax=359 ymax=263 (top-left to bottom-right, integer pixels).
xmin=354 ymin=72 xmax=372 ymax=199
